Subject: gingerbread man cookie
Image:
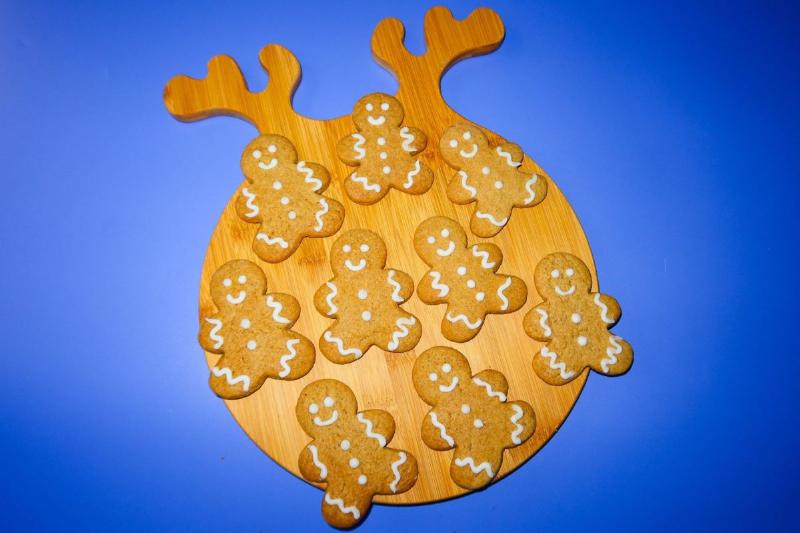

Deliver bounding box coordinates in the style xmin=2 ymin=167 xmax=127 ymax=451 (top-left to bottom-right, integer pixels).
xmin=336 ymin=93 xmax=433 ymax=204
xmin=413 ymin=347 xmax=535 ymax=490
xmin=523 ymin=252 xmax=633 ymax=385
xmin=236 ymin=134 xmax=345 ymax=262
xmin=297 ymin=379 xmax=418 ymax=528
xmin=414 ymin=216 xmax=527 ymax=342
xmin=439 ymin=123 xmax=548 ymax=237
xmin=314 ymin=229 xmax=421 ymax=363
xmin=198 ymin=260 xmax=315 ymax=399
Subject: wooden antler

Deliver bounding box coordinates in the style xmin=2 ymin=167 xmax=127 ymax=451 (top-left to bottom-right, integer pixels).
xmin=163 ymin=44 xmax=302 ymax=133
xmin=371 ymin=6 xmax=505 ymax=89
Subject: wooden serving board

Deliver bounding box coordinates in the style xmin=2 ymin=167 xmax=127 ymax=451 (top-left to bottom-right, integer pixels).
xmin=165 ymin=6 xmax=593 ymax=504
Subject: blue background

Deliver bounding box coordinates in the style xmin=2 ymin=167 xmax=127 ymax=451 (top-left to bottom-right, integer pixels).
xmin=1 ymin=0 xmax=798 ymax=530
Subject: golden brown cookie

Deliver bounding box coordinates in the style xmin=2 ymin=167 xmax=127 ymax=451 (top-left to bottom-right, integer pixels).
xmin=413 ymin=347 xmax=535 ymax=490
xmin=236 ymin=134 xmax=345 ymax=262
xmin=413 ymin=216 xmax=527 ymax=342
xmin=198 ymin=260 xmax=315 ymax=399
xmin=297 ymin=379 xmax=418 ymax=528
xmin=337 ymin=93 xmax=433 ymax=204
xmin=440 ymin=123 xmax=547 ymax=237
xmin=314 ymin=229 xmax=421 ymax=363
xmin=523 ymin=252 xmax=633 ymax=384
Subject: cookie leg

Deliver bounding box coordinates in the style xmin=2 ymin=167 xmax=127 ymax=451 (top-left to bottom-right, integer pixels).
xmin=382 ymin=450 xmax=419 ymax=495
xmin=442 ymin=306 xmax=484 ymax=343
xmin=594 ymin=334 xmax=633 ymax=377
xmin=272 ymin=334 xmax=315 ymax=380
xmin=252 ymin=228 xmax=298 ymax=263
xmin=320 ymin=323 xmax=369 ymax=364
xmin=531 ymin=341 xmax=580 ymax=386
xmin=400 ymin=161 xmax=433 ymax=195
xmin=208 ymin=355 xmax=257 ymax=400
xmin=345 ymin=171 xmax=387 ymax=205
xmin=321 ymin=487 xmax=372 ymax=529
xmin=470 ymin=202 xmax=510 ymax=238
xmin=449 ymin=448 xmax=503 ymax=490
xmin=381 ymin=312 xmax=422 ymax=353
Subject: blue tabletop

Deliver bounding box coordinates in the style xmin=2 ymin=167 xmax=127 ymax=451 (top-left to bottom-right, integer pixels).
xmin=1 ymin=0 xmax=798 ymax=530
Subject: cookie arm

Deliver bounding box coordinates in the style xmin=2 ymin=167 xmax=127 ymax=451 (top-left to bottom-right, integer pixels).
xmin=356 ymin=409 xmax=396 ymax=445
xmin=594 ymin=293 xmax=622 ymax=326
xmin=421 ymin=410 xmax=456 ymax=451
xmin=523 ymin=302 xmax=552 ymax=341
xmin=313 ymin=280 xmax=339 ymax=318
xmin=198 ymin=312 xmax=225 ymax=353
xmin=386 ymin=269 xmax=414 ymax=303
xmin=336 ymin=132 xmax=366 ymax=165
xmin=264 ymin=292 xmax=301 ymax=326
xmin=417 ymin=269 xmax=450 ymax=305
xmin=235 ymin=184 xmax=261 ymax=222
xmin=298 ymin=443 xmax=327 ymax=483
xmin=446 ymin=170 xmax=478 ymax=205
xmin=495 ymin=142 xmax=524 ymax=167
xmin=398 ymin=126 xmax=427 ymax=155
xmin=471 ymin=369 xmax=509 ymax=398
xmin=470 ymin=243 xmax=503 ymax=272
xmin=503 ymin=400 xmax=536 ymax=448
xmin=295 ymin=161 xmax=331 ymax=192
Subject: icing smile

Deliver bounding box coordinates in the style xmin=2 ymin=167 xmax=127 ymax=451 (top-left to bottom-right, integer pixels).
xmin=555 ymin=285 xmax=576 ymax=296
xmin=258 ymin=158 xmax=278 ymax=170
xmin=367 ymin=115 xmax=386 ymax=126
xmin=459 ymin=144 xmax=478 ymax=158
xmin=345 ymin=259 xmax=367 ymax=271
xmin=436 ymin=241 xmax=456 ymax=257
xmin=438 ymin=376 xmax=459 ymax=393
xmin=226 ymin=291 xmax=246 ymax=304
xmin=314 ymin=410 xmax=339 ymax=426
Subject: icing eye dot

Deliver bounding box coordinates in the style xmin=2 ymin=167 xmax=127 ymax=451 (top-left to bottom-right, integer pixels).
xmin=571 ymin=313 xmax=581 ymax=324
xmin=358 ymin=289 xmax=368 ymax=300
xmin=463 ymin=131 xmax=472 ymax=141
xmin=267 ymin=144 xmax=277 ymax=153
xmin=494 ymin=180 xmax=504 ymax=189
xmin=240 ymin=318 xmax=251 ymax=329
xmin=467 ymin=279 xmax=476 ymax=289
xmin=380 ymin=102 xmax=389 ymax=111
xmin=565 ymin=268 xmax=575 ymax=277
xmin=428 ymin=372 xmax=438 ymax=382
xmin=343 ymin=244 xmax=352 ymax=253
xmin=441 ymin=363 xmax=452 ymax=373
xmin=349 ymin=458 xmax=360 ymax=468
xmin=340 ymin=439 xmax=350 ymax=450
xmin=223 ymin=278 xmax=232 ymax=287
xmin=473 ymin=418 xmax=485 ymax=429
xmin=252 ymin=150 xmax=262 ymax=159
xmin=377 ymin=137 xmax=386 ymax=145
xmin=246 ymin=340 xmax=257 ymax=350
xmin=238 ymin=275 xmax=247 ymax=284
xmin=272 ymin=181 xmax=282 ymax=190
xmin=482 ymin=166 xmax=490 ymax=175
xmin=308 ymin=403 xmax=319 ymax=414
xmin=427 ymin=236 xmax=436 ymax=244
xmin=577 ymin=336 xmax=588 ymax=346
xmin=440 ymin=229 xmax=449 ymax=238
xmin=457 ymin=266 xmax=467 ymax=276
xmin=366 ymin=103 xmax=374 ymax=112
xmin=461 ymin=404 xmax=471 ymax=414
xmin=551 ymin=269 xmax=560 ymax=278
xmin=323 ymin=396 xmax=334 ymax=407
xmin=449 ymin=139 xmax=458 ymax=148
xmin=358 ymin=474 xmax=367 ymax=485
xmin=280 ymin=196 xmax=289 ymax=205
xmin=360 ymin=244 xmax=369 ymax=252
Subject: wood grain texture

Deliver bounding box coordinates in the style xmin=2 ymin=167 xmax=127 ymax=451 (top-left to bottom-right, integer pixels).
xmin=164 ymin=6 xmax=594 ymax=505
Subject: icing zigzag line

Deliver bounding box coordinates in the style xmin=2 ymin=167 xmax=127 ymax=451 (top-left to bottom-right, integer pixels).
xmin=475 ymin=210 xmax=508 ymax=227
xmin=205 ymin=318 xmax=224 ymax=349
xmin=536 ymin=308 xmax=552 ymax=337
xmin=211 ymin=366 xmax=250 ymax=391
xmin=523 ymin=174 xmax=539 ymax=205
xmin=308 ymin=444 xmax=327 ymax=479
xmin=429 ymin=412 xmax=454 ymax=446
xmin=472 ymin=377 xmax=507 ymax=402
xmin=399 ymin=126 xmax=416 ymax=152
xmin=471 ymin=245 xmax=496 ymax=269
xmin=323 ymin=330 xmax=363 ymax=359
xmin=278 ymin=338 xmax=300 ymax=378
xmin=601 ymin=335 xmax=623 ymax=373
xmin=389 ymin=452 xmax=407 ymax=493
xmin=497 ymin=277 xmax=512 ymax=310
xmin=446 ymin=312 xmax=482 ymax=330
xmin=352 ymin=172 xmax=381 ymax=192
xmin=256 ymin=232 xmax=289 ymax=249
xmin=429 ymin=271 xmax=450 ymax=297
xmin=296 ymin=161 xmax=322 ymax=191
xmin=388 ymin=316 xmax=416 ymax=351
xmin=241 ymin=187 xmax=259 ymax=217
xmin=266 ymin=295 xmax=290 ymax=324
xmin=496 ymin=146 xmax=522 ymax=167
xmin=510 ymin=404 xmax=524 ymax=445
xmin=313 ymin=198 xmax=328 ymax=231
xmin=454 ymin=456 xmax=495 ymax=478
xmin=594 ymin=293 xmax=615 ymax=324
xmin=357 ymin=412 xmax=387 ymax=447
xmin=459 ymin=170 xmax=477 ymax=197
xmin=324 ymin=494 xmax=360 ymax=520
xmin=324 ymin=281 xmax=338 ymax=316
xmin=404 ymin=160 xmax=420 ymax=189
xmin=387 ymin=270 xmax=404 ymax=302
xmin=352 ymin=133 xmax=366 ymax=159
xmin=540 ymin=346 xmax=576 ymax=379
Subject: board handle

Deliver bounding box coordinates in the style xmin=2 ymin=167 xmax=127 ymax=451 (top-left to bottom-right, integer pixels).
xmin=372 ymin=6 xmax=505 ymax=95
xmin=163 ymin=44 xmax=301 ymax=133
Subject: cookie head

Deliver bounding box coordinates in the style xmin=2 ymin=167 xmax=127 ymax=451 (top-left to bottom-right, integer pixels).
xmin=209 ymin=259 xmax=266 ymax=309
xmin=330 ymin=229 xmax=387 ymax=275
xmin=413 ymin=347 xmax=472 ymax=405
xmin=439 ymin=124 xmax=488 ymax=166
xmin=240 ymin=134 xmax=297 ymax=178
xmin=534 ymin=252 xmax=592 ymax=299
xmin=413 ymin=216 xmax=468 ymax=264
xmin=352 ymin=93 xmax=404 ymax=129
xmin=296 ymin=379 xmax=357 ymax=436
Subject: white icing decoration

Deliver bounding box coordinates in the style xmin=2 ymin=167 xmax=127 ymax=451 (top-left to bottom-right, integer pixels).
xmin=496 ymin=146 xmax=522 ymax=167
xmin=205 ymin=318 xmax=223 ymax=349
xmin=540 ymin=346 xmax=576 ymax=379
xmin=352 ymin=133 xmax=366 ymax=160
xmin=571 ymin=313 xmax=582 ymax=324
xmin=436 ymin=241 xmax=456 ymax=257
xmin=382 ymin=165 xmax=391 ymax=174
xmin=313 ymin=198 xmax=329 ymax=232
xmin=473 ymin=418 xmax=484 ymax=429
xmin=358 ymin=475 xmax=367 ymax=485
xmin=388 ymin=316 xmax=416 ymax=351
xmin=211 ymin=366 xmax=250 ymax=391
xmin=601 ymin=335 xmax=624 ymax=373
xmin=340 ymin=439 xmax=350 ymax=450
xmin=438 ymin=376 xmax=459 ymax=393
xmin=577 ymin=335 xmax=588 ymax=346
xmin=287 ymin=210 xmax=297 ymax=220
xmin=461 ymin=404 xmax=470 ymax=414
xmin=510 ymin=404 xmax=524 ymax=445
xmin=258 ymin=158 xmax=278 ymax=170
xmin=226 ymin=291 xmax=246 ymax=305
xmin=594 ymin=293 xmax=614 ymax=324
xmin=429 ymin=412 xmax=454 ymax=446
xmin=223 ymin=278 xmax=231 ymax=287
xmin=454 ymin=457 xmax=494 ymax=478
xmin=466 ymin=279 xmax=476 ymax=289
xmin=265 ymin=295 xmax=290 ymax=324
xmin=404 ymin=160 xmax=420 ymax=189
xmin=475 ymin=211 xmax=509 ymax=227
xmin=446 ymin=313 xmax=482 ymax=330
xmin=324 ymin=281 xmax=338 ymax=316
xmin=278 ymin=338 xmax=300 ymax=378
xmin=380 ymin=152 xmax=388 ymax=159
xmin=555 ymin=284 xmax=576 ymax=297
xmin=536 ymin=309 xmax=552 ymax=337
xmin=472 ymin=377 xmax=507 ymax=402
xmin=377 ymin=137 xmax=386 ymax=145
xmin=361 ymin=310 xmax=372 ymax=321
xmin=345 ymin=259 xmax=367 ymax=272
xmin=523 ymin=174 xmax=539 ymax=205
xmin=307 ymin=444 xmax=327 ymax=480
xmin=399 ymin=126 xmax=416 ymax=152
xmin=458 ymin=170 xmax=477 ymax=198
xmin=349 ymin=457 xmax=360 ymax=468
xmin=481 ymin=166 xmax=490 ymax=175
xmin=459 ymin=143 xmax=478 ymax=158
xmin=252 ymin=150 xmax=262 ymax=159
xmin=351 ymin=172 xmax=382 ymax=192
xmin=389 ymin=452 xmax=407 ymax=493
xmin=387 ymin=270 xmax=404 ymax=302
xmin=357 ymin=412 xmax=387 ymax=447
xmin=240 ymin=318 xmax=251 ymax=329
xmin=313 ymin=410 xmax=339 ymax=427
xmin=367 ymin=115 xmax=386 ymax=126
xmin=497 ymin=277 xmax=512 ymax=311
xmin=241 ymin=188 xmax=259 ymax=218
xmin=429 ymin=271 xmax=450 ymax=297
xmin=323 ymin=330 xmax=363 ymax=359
xmin=297 ymin=161 xmax=323 ymax=191
xmin=471 ymin=245 xmax=496 ymax=269
xmin=324 ymin=494 xmax=360 ymax=520
xmin=256 ymin=232 xmax=289 ymax=249
xmin=475 ymin=292 xmax=485 ymax=302
xmin=246 ymin=340 xmax=257 ymax=350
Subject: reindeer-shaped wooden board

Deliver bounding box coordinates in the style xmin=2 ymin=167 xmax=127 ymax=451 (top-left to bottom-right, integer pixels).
xmin=165 ymin=7 xmax=595 ymax=504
